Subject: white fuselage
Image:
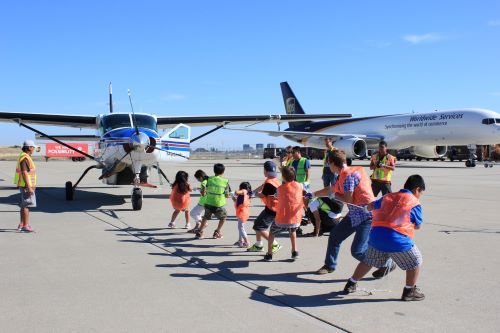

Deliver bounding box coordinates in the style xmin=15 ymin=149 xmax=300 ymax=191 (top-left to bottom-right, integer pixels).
xmin=306 ymin=109 xmax=500 ymax=149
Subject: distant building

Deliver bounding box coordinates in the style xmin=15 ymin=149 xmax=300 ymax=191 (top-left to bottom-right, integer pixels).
xmin=267 ymin=143 xmax=276 ymax=148
xmin=243 ymin=144 xmax=252 ymax=151
xmin=256 ymin=144 xmax=264 ymax=151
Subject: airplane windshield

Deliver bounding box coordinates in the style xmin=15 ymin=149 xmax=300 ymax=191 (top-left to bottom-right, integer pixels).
xmin=134 ymin=114 xmax=157 ymax=131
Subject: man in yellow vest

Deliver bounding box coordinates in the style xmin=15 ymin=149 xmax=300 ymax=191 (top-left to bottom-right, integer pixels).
xmin=370 ymin=140 xmax=396 ymax=197
xmin=290 ymin=146 xmax=310 ymax=191
xmin=14 ymin=140 xmax=38 ymax=232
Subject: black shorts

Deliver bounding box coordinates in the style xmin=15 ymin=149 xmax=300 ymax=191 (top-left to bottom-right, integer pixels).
xmin=253 ymin=209 xmax=275 ymax=231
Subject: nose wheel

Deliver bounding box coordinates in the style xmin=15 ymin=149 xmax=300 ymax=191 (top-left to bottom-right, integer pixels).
xmin=131 ymin=188 xmax=143 ymax=210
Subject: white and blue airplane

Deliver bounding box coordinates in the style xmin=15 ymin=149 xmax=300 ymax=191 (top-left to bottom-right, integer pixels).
xmin=0 ymin=83 xmax=350 ymax=210
xmin=228 ymin=82 xmax=500 ymax=167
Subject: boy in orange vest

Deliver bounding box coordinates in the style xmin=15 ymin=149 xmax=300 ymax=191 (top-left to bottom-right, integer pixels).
xmin=264 ymin=167 xmax=305 ymax=261
xmin=343 ymin=174 xmax=426 ymax=301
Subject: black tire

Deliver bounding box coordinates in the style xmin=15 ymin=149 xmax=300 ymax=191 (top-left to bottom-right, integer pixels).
xmin=465 ymin=160 xmax=471 ymax=167
xmin=416 ymin=157 xmax=422 ymax=161
xmin=471 ymin=161 xmax=476 ymax=167
xmin=65 ymin=181 xmax=74 ymax=200
xmin=132 ymin=188 xmax=143 ymax=211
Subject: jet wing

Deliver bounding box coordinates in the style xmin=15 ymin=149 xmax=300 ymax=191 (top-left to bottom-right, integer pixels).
xmin=224 ymin=127 xmax=383 ymax=143
xmin=156 ymin=113 xmax=351 ymax=128
xmin=0 ymin=112 xmax=97 ymax=128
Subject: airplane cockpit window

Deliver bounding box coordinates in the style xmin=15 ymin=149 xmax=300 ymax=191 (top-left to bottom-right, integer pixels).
xmin=482 ymin=118 xmax=495 ymax=125
xmin=169 ymin=125 xmax=189 ymax=139
xmin=134 ymin=114 xmax=158 ymax=132
xmin=101 ymin=114 xmax=132 ymax=133
xmin=496 ymin=119 xmax=500 ymax=124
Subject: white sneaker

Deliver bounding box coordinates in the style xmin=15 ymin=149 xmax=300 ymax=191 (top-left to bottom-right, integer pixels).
xmin=184 ymin=223 xmax=191 ymax=229
xmin=168 ymin=222 xmax=176 ymax=228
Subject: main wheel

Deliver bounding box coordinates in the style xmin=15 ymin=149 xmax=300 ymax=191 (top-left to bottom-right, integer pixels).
xmin=131 ymin=188 xmax=143 ymax=211
xmin=65 ymin=181 xmax=74 ymax=200
xmin=465 ymin=160 xmax=471 ymax=167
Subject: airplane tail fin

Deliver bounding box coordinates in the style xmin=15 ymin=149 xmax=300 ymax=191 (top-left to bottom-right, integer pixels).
xmin=159 ymin=124 xmax=191 ymax=161
xmin=280 ymin=81 xmax=311 ymax=130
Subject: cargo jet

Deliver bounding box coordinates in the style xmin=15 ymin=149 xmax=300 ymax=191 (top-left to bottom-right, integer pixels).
xmin=227 ymin=82 xmax=500 ymax=167
xmin=0 ymin=83 xmax=350 ymax=210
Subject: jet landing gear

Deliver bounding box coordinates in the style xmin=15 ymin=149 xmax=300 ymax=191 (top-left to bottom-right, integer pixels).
xmin=65 ymin=165 xmax=100 ymax=200
xmin=465 ymin=145 xmax=477 ymax=168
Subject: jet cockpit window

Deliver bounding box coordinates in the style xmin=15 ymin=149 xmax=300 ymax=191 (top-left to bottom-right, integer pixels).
xmin=169 ymin=125 xmax=189 ymax=139
xmin=482 ymin=118 xmax=495 ymax=125
xmin=134 ymin=114 xmax=157 ymax=132
xmin=496 ymin=119 xmax=500 ymax=124
xmin=101 ymin=114 xmax=132 ymax=133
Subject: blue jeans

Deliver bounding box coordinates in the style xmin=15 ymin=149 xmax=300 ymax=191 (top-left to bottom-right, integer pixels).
xmin=322 ymin=168 xmax=338 ymax=188
xmin=324 ymin=214 xmax=372 ymax=269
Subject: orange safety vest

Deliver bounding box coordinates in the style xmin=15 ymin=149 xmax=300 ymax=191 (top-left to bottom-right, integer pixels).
xmin=235 ymin=189 xmax=250 ymax=221
xmin=275 ymin=181 xmax=304 ymax=225
xmin=14 ymin=152 xmax=37 ymax=188
xmin=334 ymin=166 xmax=374 ymax=206
xmin=170 ymin=184 xmax=191 ymax=211
xmin=372 ymin=191 xmax=420 ymax=238
xmin=370 ymin=153 xmax=396 ymax=182
xmin=260 ymin=177 xmax=281 ymax=212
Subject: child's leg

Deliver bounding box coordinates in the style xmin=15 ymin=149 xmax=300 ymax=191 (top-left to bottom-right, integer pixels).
xmin=267 ymin=232 xmax=275 ymax=254
xmin=199 ymin=217 xmax=208 ymax=232
xmin=351 ymin=262 xmax=373 ymax=281
xmin=171 ymin=210 xmax=180 ymax=222
xmin=405 ymin=266 xmax=420 ymax=287
xmin=239 ymin=219 xmax=248 ymax=243
xmin=289 ymin=229 xmax=297 ymax=252
xmin=184 ymin=210 xmax=189 ymax=223
xmin=215 ymin=218 xmax=225 ymax=233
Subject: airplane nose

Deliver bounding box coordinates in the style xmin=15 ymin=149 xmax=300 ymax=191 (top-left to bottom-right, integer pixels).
xmin=131 ymin=132 xmax=150 ymax=149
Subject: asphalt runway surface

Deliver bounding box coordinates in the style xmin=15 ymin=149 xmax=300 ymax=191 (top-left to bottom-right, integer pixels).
xmin=1 ymin=159 xmax=499 ymax=332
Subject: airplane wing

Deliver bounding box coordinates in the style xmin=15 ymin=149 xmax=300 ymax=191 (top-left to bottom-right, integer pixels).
xmin=224 ymin=127 xmax=383 ymax=143
xmin=35 ymin=134 xmax=101 ymax=141
xmin=156 ymin=113 xmax=351 ymax=128
xmin=0 ymin=112 xmax=97 ymax=128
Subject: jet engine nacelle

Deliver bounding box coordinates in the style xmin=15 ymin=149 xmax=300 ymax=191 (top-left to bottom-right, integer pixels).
xmin=408 ymin=145 xmax=447 ymax=158
xmin=334 ymin=138 xmax=367 ymax=158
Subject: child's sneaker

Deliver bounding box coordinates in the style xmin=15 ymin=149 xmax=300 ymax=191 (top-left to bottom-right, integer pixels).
xmin=21 ymin=226 xmax=34 ymax=233
xmin=213 ymin=230 xmax=223 ymax=239
xmin=272 ymin=243 xmax=282 ymax=254
xmin=233 ymin=240 xmax=242 ymax=246
xmin=187 ymin=227 xmax=199 ymax=234
xmin=17 ymin=224 xmax=23 ymax=232
xmin=168 ymin=222 xmax=176 ymax=229
xmin=239 ymin=241 xmax=249 ymax=248
xmin=263 ymin=253 xmax=273 ymax=262
xmin=343 ymin=280 xmax=357 ymax=294
xmin=401 ymin=286 xmax=425 ymax=301
xmin=291 ymin=251 xmax=300 ymax=260
xmin=247 ymin=244 xmax=264 ymax=252
xmin=184 ymin=223 xmax=191 ymax=230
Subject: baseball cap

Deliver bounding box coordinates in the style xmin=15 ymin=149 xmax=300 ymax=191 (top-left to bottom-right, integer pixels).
xmin=22 ymin=139 xmax=37 ymax=148
xmin=264 ymin=160 xmax=276 ymax=172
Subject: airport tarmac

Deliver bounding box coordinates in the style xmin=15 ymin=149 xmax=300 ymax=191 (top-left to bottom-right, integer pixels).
xmin=1 ymin=159 xmax=499 ymax=332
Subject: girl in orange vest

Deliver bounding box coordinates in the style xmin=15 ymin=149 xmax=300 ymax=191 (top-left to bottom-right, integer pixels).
xmin=264 ymin=167 xmax=305 ymax=261
xmin=169 ymin=171 xmax=192 ymax=229
xmin=232 ymin=182 xmax=252 ymax=247
xmin=343 ymin=174 xmax=426 ymax=301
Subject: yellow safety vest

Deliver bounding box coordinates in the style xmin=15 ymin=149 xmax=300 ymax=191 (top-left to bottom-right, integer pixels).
xmin=371 ymin=153 xmax=395 ymax=182
xmin=14 ymin=152 xmax=37 ymax=187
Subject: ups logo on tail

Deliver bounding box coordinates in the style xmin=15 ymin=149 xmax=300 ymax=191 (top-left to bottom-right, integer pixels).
xmin=286 ymin=97 xmax=296 ymax=114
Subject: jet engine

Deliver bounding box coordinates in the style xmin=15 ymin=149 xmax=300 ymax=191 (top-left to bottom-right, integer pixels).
xmin=334 ymin=138 xmax=367 ymax=158
xmin=408 ymin=145 xmax=447 ymax=158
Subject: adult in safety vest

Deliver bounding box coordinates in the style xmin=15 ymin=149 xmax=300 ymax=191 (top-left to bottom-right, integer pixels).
xmin=343 ymin=174 xmax=426 ymax=302
xmin=322 ymin=138 xmax=339 ymax=187
xmin=370 ymin=140 xmax=396 ymax=196
xmin=304 ymin=197 xmax=342 ymax=237
xmin=196 ymin=163 xmax=230 ymax=240
xmin=312 ymin=149 xmax=393 ymax=278
xmin=247 ymin=160 xmax=283 ymax=253
xmin=14 ymin=139 xmax=38 ymax=232
xmin=290 ymin=146 xmax=310 ymax=189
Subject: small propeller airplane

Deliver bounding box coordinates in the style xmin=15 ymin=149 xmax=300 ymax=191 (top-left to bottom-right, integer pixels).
xmin=0 ymin=83 xmax=351 ymax=210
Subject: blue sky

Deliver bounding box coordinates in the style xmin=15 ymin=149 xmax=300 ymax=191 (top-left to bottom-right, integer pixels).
xmin=1 ymin=0 xmax=499 ymax=149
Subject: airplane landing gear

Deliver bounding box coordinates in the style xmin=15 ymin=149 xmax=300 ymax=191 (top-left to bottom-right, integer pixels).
xmin=131 ymin=188 xmax=143 ymax=211
xmin=465 ymin=146 xmax=477 ymax=168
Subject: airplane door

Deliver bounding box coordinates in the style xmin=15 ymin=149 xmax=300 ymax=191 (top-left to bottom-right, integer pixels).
xmin=159 ymin=124 xmax=191 ymax=161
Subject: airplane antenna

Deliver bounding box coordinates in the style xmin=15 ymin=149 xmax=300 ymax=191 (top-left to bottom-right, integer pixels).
xmin=109 ymin=82 xmax=113 ymax=113
xmin=128 ymin=89 xmax=139 ymax=135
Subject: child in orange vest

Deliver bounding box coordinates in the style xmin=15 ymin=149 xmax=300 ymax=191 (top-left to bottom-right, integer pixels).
xmin=169 ymin=171 xmax=192 ymax=229
xmin=343 ymin=174 xmax=426 ymax=301
xmin=232 ymin=182 xmax=252 ymax=247
xmin=264 ymin=167 xmax=305 ymax=261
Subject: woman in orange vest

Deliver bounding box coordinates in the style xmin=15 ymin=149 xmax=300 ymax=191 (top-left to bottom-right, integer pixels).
xmin=247 ymin=161 xmax=282 ymax=253
xmin=264 ymin=166 xmax=304 ymax=261
xmin=312 ymin=150 xmax=394 ymax=277
xmin=14 ymin=140 xmax=38 ymax=233
xmin=343 ymin=175 xmax=426 ymax=301
xmin=232 ymin=182 xmax=252 ymax=248
xmin=169 ymin=171 xmax=192 ymax=229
